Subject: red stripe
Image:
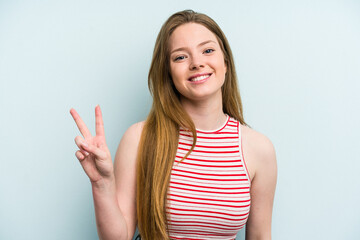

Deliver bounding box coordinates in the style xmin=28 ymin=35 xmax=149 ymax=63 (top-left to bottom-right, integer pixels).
xmin=169 ymin=228 xmax=240 ymax=236
xmin=180 ymin=131 xmax=238 ymax=135
xmin=168 ymin=197 xmax=251 ymax=209
xmin=175 ymin=155 xmax=242 ymax=162
xmin=168 ymin=219 xmax=244 ymax=228
xmin=168 ymin=237 xmax=199 ymax=240
xmin=169 ymin=223 xmax=239 ymax=231
xmin=168 ymin=222 xmax=244 ymax=233
xmin=170 ymin=181 xmax=249 ymax=190
xmin=174 ymin=159 xmax=243 ymax=168
xmin=170 ymin=234 xmax=237 ymax=240
xmin=172 ymin=168 xmax=247 ymax=177
xmin=171 ymin=173 xmax=249 ymax=181
xmin=170 ymin=193 xmax=251 ymax=203
xmin=170 ymin=185 xmax=249 ymax=195
xmin=178 ymin=147 xmax=239 ymax=154
xmin=168 ymin=206 xmax=250 ymax=217
xmin=180 ymin=133 xmax=238 ymax=139
xmin=168 ymin=228 xmax=238 ymax=237
xmin=166 ymin=210 xmax=249 ymax=222
xmin=179 ymin=141 xmax=238 ymax=149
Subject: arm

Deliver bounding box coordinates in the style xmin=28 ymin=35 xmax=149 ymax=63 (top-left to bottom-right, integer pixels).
xmin=92 ymin=176 xmax=129 ymax=240
xmin=242 ymin=128 xmax=277 ymax=240
xmin=113 ymin=121 xmax=144 ymax=239
xmin=70 ymin=106 xmax=141 ymax=240
xmin=93 ymin=122 xmax=142 ymax=240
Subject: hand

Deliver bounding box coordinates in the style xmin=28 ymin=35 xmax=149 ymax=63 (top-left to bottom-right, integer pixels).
xmin=70 ymin=105 xmax=113 ymax=184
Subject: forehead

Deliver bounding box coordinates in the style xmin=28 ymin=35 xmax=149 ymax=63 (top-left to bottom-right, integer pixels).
xmin=169 ymin=23 xmax=219 ymax=50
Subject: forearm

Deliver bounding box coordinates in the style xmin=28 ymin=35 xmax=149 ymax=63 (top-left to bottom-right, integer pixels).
xmin=92 ymin=177 xmax=129 ymax=240
xmin=245 ymin=230 xmax=271 ymax=240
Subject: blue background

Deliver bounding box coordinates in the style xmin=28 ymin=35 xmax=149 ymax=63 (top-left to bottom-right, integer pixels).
xmin=1 ymin=0 xmax=359 ymax=239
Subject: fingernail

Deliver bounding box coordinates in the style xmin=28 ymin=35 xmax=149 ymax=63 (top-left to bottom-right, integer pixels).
xmin=84 ymin=151 xmax=89 ymax=156
xmin=82 ymin=141 xmax=88 ymax=148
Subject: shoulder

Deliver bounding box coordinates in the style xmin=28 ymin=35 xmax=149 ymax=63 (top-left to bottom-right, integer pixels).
xmin=241 ymin=125 xmax=276 ymax=160
xmin=116 ymin=121 xmax=145 ymax=153
xmin=240 ymin=124 xmax=277 ymax=180
xmin=121 ymin=121 xmax=145 ymax=144
xmin=114 ymin=121 xmax=145 ymax=166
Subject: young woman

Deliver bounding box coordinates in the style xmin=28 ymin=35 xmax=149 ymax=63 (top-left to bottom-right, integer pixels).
xmin=70 ymin=10 xmax=277 ymax=240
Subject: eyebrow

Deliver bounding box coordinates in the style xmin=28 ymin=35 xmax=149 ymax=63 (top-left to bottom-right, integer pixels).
xmin=170 ymin=40 xmax=217 ymax=55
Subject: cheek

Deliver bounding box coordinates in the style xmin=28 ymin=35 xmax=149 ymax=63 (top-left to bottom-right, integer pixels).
xmin=211 ymin=53 xmax=226 ymax=70
xmin=213 ymin=58 xmax=227 ymax=77
xmin=169 ymin=62 xmax=177 ymax=79
xmin=169 ymin=66 xmax=183 ymax=93
xmin=170 ymin=64 xmax=186 ymax=83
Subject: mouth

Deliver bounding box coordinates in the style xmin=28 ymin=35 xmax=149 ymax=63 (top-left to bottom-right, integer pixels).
xmin=188 ymin=73 xmax=212 ymax=82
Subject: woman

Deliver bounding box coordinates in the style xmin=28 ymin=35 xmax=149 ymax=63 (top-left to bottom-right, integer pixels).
xmin=70 ymin=10 xmax=277 ymax=240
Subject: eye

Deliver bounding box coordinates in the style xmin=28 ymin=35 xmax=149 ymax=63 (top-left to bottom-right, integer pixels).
xmin=204 ymin=49 xmax=215 ymax=54
xmin=174 ymin=55 xmax=186 ymax=62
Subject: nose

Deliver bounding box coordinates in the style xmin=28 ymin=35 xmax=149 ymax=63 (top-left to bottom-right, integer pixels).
xmin=189 ymin=55 xmax=204 ymax=70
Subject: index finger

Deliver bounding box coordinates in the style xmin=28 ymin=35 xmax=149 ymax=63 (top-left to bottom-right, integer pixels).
xmin=70 ymin=108 xmax=92 ymax=139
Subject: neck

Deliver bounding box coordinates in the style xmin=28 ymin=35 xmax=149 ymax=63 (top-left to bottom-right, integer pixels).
xmin=180 ymin=92 xmax=227 ymax=131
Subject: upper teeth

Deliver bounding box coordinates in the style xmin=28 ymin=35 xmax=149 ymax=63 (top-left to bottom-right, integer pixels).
xmin=190 ymin=74 xmax=210 ymax=82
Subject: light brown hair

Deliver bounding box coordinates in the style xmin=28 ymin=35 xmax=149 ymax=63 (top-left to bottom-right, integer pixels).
xmin=136 ymin=9 xmax=247 ymax=239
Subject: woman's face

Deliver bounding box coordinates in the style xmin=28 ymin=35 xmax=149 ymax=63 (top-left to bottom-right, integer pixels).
xmin=168 ymin=23 xmax=227 ymax=102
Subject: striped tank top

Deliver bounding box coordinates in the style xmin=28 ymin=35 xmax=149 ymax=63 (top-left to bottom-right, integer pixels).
xmin=166 ymin=115 xmax=251 ymax=240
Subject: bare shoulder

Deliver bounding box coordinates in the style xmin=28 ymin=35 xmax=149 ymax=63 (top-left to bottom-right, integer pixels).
xmin=241 ymin=125 xmax=276 ymax=158
xmin=113 ymin=120 xmax=145 ymax=182
xmin=119 ymin=121 xmax=145 ymax=145
xmin=114 ymin=121 xmax=145 ymax=174
xmin=240 ymin=125 xmax=277 ymax=180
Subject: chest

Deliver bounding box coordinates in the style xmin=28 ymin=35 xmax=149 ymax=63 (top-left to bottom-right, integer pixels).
xmin=166 ymin=121 xmax=251 ymax=239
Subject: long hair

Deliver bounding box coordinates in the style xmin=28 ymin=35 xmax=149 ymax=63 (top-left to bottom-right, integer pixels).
xmin=136 ymin=9 xmax=247 ymax=239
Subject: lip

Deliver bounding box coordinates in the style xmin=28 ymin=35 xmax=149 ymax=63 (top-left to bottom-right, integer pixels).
xmin=188 ymin=73 xmax=212 ymax=83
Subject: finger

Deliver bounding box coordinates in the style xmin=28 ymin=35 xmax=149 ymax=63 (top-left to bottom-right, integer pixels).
xmin=80 ymin=149 xmax=89 ymax=157
xmin=75 ymin=150 xmax=85 ymax=161
xmin=70 ymin=108 xmax=92 ymax=139
xmin=74 ymin=136 xmax=90 ymax=155
xmin=82 ymin=143 xmax=108 ymax=160
xmin=95 ymin=105 xmax=105 ymax=137
xmin=74 ymin=136 xmax=106 ymax=159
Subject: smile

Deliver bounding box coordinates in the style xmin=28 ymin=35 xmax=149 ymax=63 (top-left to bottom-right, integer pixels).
xmin=188 ymin=73 xmax=212 ymax=82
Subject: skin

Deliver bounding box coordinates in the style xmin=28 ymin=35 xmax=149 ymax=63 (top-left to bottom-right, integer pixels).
xmin=70 ymin=23 xmax=277 ymax=240
xmin=169 ymin=23 xmax=228 ymax=130
xmin=70 ymin=106 xmax=136 ymax=240
xmin=242 ymin=125 xmax=277 ymax=239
